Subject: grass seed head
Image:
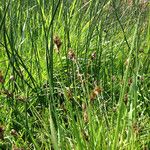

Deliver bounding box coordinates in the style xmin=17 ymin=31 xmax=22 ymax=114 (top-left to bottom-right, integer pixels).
xmin=83 ymin=111 xmax=88 ymax=123
xmin=68 ymin=49 xmax=76 ymax=61
xmin=0 ymin=126 xmax=4 ymax=140
xmin=0 ymin=71 xmax=4 ymax=83
xmin=90 ymin=86 xmax=102 ymax=101
xmin=53 ymin=35 xmax=62 ymax=53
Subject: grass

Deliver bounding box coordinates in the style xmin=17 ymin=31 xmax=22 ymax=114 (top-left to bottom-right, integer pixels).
xmin=0 ymin=0 xmax=150 ymax=149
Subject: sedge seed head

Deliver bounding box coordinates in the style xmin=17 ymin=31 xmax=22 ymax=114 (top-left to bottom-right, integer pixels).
xmin=0 ymin=71 xmax=4 ymax=83
xmin=90 ymin=86 xmax=102 ymax=101
xmin=68 ymin=49 xmax=76 ymax=61
xmin=83 ymin=111 xmax=88 ymax=123
xmin=53 ymin=35 xmax=62 ymax=53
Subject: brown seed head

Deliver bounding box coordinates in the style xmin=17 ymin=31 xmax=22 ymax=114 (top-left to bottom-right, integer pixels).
xmin=68 ymin=49 xmax=76 ymax=61
xmin=53 ymin=36 xmax=62 ymax=53
xmin=83 ymin=111 xmax=88 ymax=123
xmin=90 ymin=86 xmax=102 ymax=101
xmin=0 ymin=71 xmax=4 ymax=83
xmin=0 ymin=126 xmax=4 ymax=140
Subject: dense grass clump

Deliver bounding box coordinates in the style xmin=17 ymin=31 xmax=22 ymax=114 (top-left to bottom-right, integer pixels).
xmin=0 ymin=0 xmax=149 ymax=149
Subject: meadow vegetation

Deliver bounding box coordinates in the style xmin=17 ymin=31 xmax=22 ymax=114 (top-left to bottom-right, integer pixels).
xmin=0 ymin=0 xmax=150 ymax=149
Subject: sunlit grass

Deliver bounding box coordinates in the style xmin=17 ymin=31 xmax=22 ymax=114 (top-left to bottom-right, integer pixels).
xmin=0 ymin=0 xmax=149 ymax=149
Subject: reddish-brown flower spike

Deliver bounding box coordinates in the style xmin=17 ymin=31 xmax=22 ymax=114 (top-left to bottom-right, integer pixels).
xmin=67 ymin=49 xmax=76 ymax=61
xmin=53 ymin=36 xmax=62 ymax=53
xmin=0 ymin=126 xmax=4 ymax=140
xmin=0 ymin=71 xmax=4 ymax=83
xmin=90 ymin=86 xmax=102 ymax=101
